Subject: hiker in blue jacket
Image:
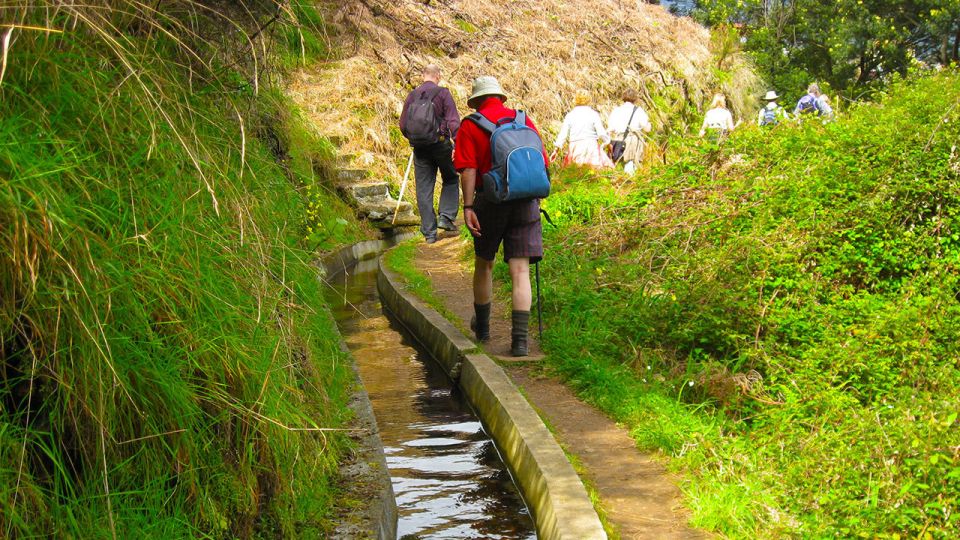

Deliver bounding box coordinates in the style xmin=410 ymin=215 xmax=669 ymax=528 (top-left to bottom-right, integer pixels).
xmin=794 ymin=83 xmax=826 ymax=117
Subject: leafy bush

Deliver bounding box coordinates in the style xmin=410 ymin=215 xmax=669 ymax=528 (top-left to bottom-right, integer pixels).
xmin=538 ymin=70 xmax=960 ymax=537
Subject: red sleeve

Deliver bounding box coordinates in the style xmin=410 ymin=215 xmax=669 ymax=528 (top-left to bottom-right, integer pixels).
xmin=453 ymin=119 xmax=482 ymax=171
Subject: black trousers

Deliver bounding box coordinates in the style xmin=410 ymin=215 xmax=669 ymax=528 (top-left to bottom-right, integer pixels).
xmin=413 ymin=140 xmax=460 ymax=238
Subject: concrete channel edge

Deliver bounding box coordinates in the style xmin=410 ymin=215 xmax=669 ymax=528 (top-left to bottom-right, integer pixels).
xmin=321 ymin=235 xmax=415 ymax=540
xmin=377 ymin=255 xmax=608 ymax=540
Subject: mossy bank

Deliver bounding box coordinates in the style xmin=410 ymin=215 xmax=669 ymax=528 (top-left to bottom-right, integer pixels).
xmin=0 ymin=1 xmax=366 ymax=537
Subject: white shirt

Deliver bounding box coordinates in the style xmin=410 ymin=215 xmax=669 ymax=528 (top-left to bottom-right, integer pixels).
xmin=817 ymin=96 xmax=834 ymax=119
xmin=606 ymin=102 xmax=651 ymax=140
xmin=555 ymin=106 xmax=610 ymax=147
xmin=702 ymin=107 xmax=734 ymax=131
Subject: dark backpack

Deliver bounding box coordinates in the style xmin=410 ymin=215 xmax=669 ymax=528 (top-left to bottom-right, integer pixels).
xmin=466 ymin=110 xmax=550 ymax=203
xmin=402 ymin=86 xmax=443 ymax=147
xmin=610 ymin=105 xmax=639 ymax=162
xmin=796 ymin=94 xmax=821 ymax=115
xmin=760 ymin=106 xmax=779 ymax=126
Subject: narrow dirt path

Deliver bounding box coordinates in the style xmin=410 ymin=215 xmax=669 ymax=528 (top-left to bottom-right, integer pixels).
xmin=413 ymin=233 xmax=543 ymax=360
xmin=414 ymin=235 xmax=707 ymax=540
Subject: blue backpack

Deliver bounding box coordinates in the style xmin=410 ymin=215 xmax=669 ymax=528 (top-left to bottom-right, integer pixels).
xmin=760 ymin=106 xmax=779 ymax=126
xmin=466 ymin=110 xmax=550 ymax=203
xmin=796 ymin=94 xmax=821 ymax=115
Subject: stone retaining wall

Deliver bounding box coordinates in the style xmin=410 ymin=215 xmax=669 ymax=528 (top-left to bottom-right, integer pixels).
xmin=377 ymin=256 xmax=607 ymax=540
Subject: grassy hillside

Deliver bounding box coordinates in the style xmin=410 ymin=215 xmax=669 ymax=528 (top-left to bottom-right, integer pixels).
xmin=534 ymin=70 xmax=960 ymax=537
xmin=288 ymin=0 xmax=760 ymax=182
xmin=0 ymin=2 xmax=364 ymax=537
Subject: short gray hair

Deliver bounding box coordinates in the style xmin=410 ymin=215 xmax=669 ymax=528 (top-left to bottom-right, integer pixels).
xmin=808 ymin=83 xmax=821 ymax=95
xmin=422 ymin=64 xmax=441 ymax=79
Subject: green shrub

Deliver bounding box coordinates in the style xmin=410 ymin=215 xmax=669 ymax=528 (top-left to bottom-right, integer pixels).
xmin=537 ymin=70 xmax=960 ymax=537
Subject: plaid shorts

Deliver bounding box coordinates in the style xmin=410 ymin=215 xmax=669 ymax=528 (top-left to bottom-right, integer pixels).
xmin=472 ymin=196 xmax=543 ymax=263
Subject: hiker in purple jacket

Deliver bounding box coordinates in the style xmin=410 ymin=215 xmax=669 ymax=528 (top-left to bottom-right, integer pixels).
xmin=399 ymin=64 xmax=462 ymax=243
xmin=794 ymin=83 xmax=826 ymax=117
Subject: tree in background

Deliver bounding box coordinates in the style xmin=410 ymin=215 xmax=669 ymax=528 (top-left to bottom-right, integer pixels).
xmin=693 ymin=0 xmax=960 ymax=100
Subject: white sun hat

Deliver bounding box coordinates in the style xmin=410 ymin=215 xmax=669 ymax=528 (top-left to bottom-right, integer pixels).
xmin=763 ymin=90 xmax=780 ymax=101
xmin=467 ymin=76 xmax=507 ymax=109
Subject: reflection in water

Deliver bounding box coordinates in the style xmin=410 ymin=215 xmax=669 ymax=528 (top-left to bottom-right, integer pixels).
xmin=326 ymin=262 xmax=536 ymax=540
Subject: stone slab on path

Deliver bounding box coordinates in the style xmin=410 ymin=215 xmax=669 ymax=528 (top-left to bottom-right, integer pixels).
xmin=414 ymin=235 xmax=708 ymax=540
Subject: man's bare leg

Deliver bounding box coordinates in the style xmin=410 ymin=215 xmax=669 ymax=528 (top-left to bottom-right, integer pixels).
xmin=508 ymin=257 xmax=531 ymax=311
xmin=473 ymin=256 xmax=494 ymax=304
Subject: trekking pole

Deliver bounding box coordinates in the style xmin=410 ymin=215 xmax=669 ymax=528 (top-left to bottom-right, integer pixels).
xmin=535 ymin=209 xmax=556 ymax=343
xmin=392 ymin=152 xmax=415 ymax=225
xmin=536 ymin=261 xmax=543 ymax=341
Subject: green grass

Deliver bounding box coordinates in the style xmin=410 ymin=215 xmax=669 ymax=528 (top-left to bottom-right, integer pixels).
xmin=0 ymin=3 xmax=363 ymax=538
xmin=532 ymin=70 xmax=960 ymax=538
xmin=453 ymin=17 xmax=478 ymax=33
xmin=382 ymin=241 xmax=465 ymax=332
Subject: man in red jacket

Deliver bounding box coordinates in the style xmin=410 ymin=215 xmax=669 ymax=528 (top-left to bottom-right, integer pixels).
xmin=453 ymin=76 xmax=550 ymax=356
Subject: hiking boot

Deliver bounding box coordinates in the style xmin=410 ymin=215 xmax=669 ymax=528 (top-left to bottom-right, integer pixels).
xmin=470 ymin=303 xmax=491 ymax=342
xmin=511 ymin=310 xmax=530 ymax=357
xmin=437 ymin=215 xmax=457 ymax=232
xmin=424 ymin=235 xmax=437 ymax=244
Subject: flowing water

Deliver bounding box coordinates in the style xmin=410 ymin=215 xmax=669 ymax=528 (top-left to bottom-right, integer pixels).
xmin=326 ymin=257 xmax=537 ymax=540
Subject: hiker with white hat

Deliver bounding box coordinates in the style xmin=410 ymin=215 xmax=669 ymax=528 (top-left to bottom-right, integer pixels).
xmin=453 ymin=76 xmax=550 ymax=357
xmin=757 ymin=90 xmax=789 ymax=126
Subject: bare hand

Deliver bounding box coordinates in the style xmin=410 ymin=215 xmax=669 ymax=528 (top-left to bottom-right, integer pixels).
xmin=464 ymin=208 xmax=481 ymax=237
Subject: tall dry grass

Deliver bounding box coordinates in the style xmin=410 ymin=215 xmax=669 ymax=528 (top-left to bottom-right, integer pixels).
xmin=287 ymin=0 xmax=762 ymax=180
xmin=0 ymin=1 xmax=359 ymax=537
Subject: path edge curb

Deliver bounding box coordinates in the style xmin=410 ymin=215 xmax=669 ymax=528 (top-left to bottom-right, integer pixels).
xmin=377 ymin=253 xmax=608 ymax=540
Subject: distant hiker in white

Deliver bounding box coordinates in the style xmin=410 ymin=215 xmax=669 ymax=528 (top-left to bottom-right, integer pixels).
xmin=606 ymin=88 xmax=652 ymax=175
xmin=553 ymin=91 xmax=614 ymax=168
xmin=818 ymin=93 xmax=836 ymax=122
xmin=757 ymin=90 xmax=789 ymax=126
xmin=699 ymin=93 xmax=735 ymax=140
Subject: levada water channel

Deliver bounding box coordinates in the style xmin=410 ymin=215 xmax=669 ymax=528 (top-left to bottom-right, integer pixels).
xmin=325 ymin=254 xmax=537 ymax=539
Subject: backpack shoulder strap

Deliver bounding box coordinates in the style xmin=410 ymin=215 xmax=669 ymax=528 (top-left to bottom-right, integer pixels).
xmin=623 ymin=105 xmax=638 ymax=138
xmin=514 ymin=110 xmax=527 ymax=126
xmin=465 ymin=112 xmax=497 ymax=134
xmin=418 ymin=85 xmax=443 ymax=101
